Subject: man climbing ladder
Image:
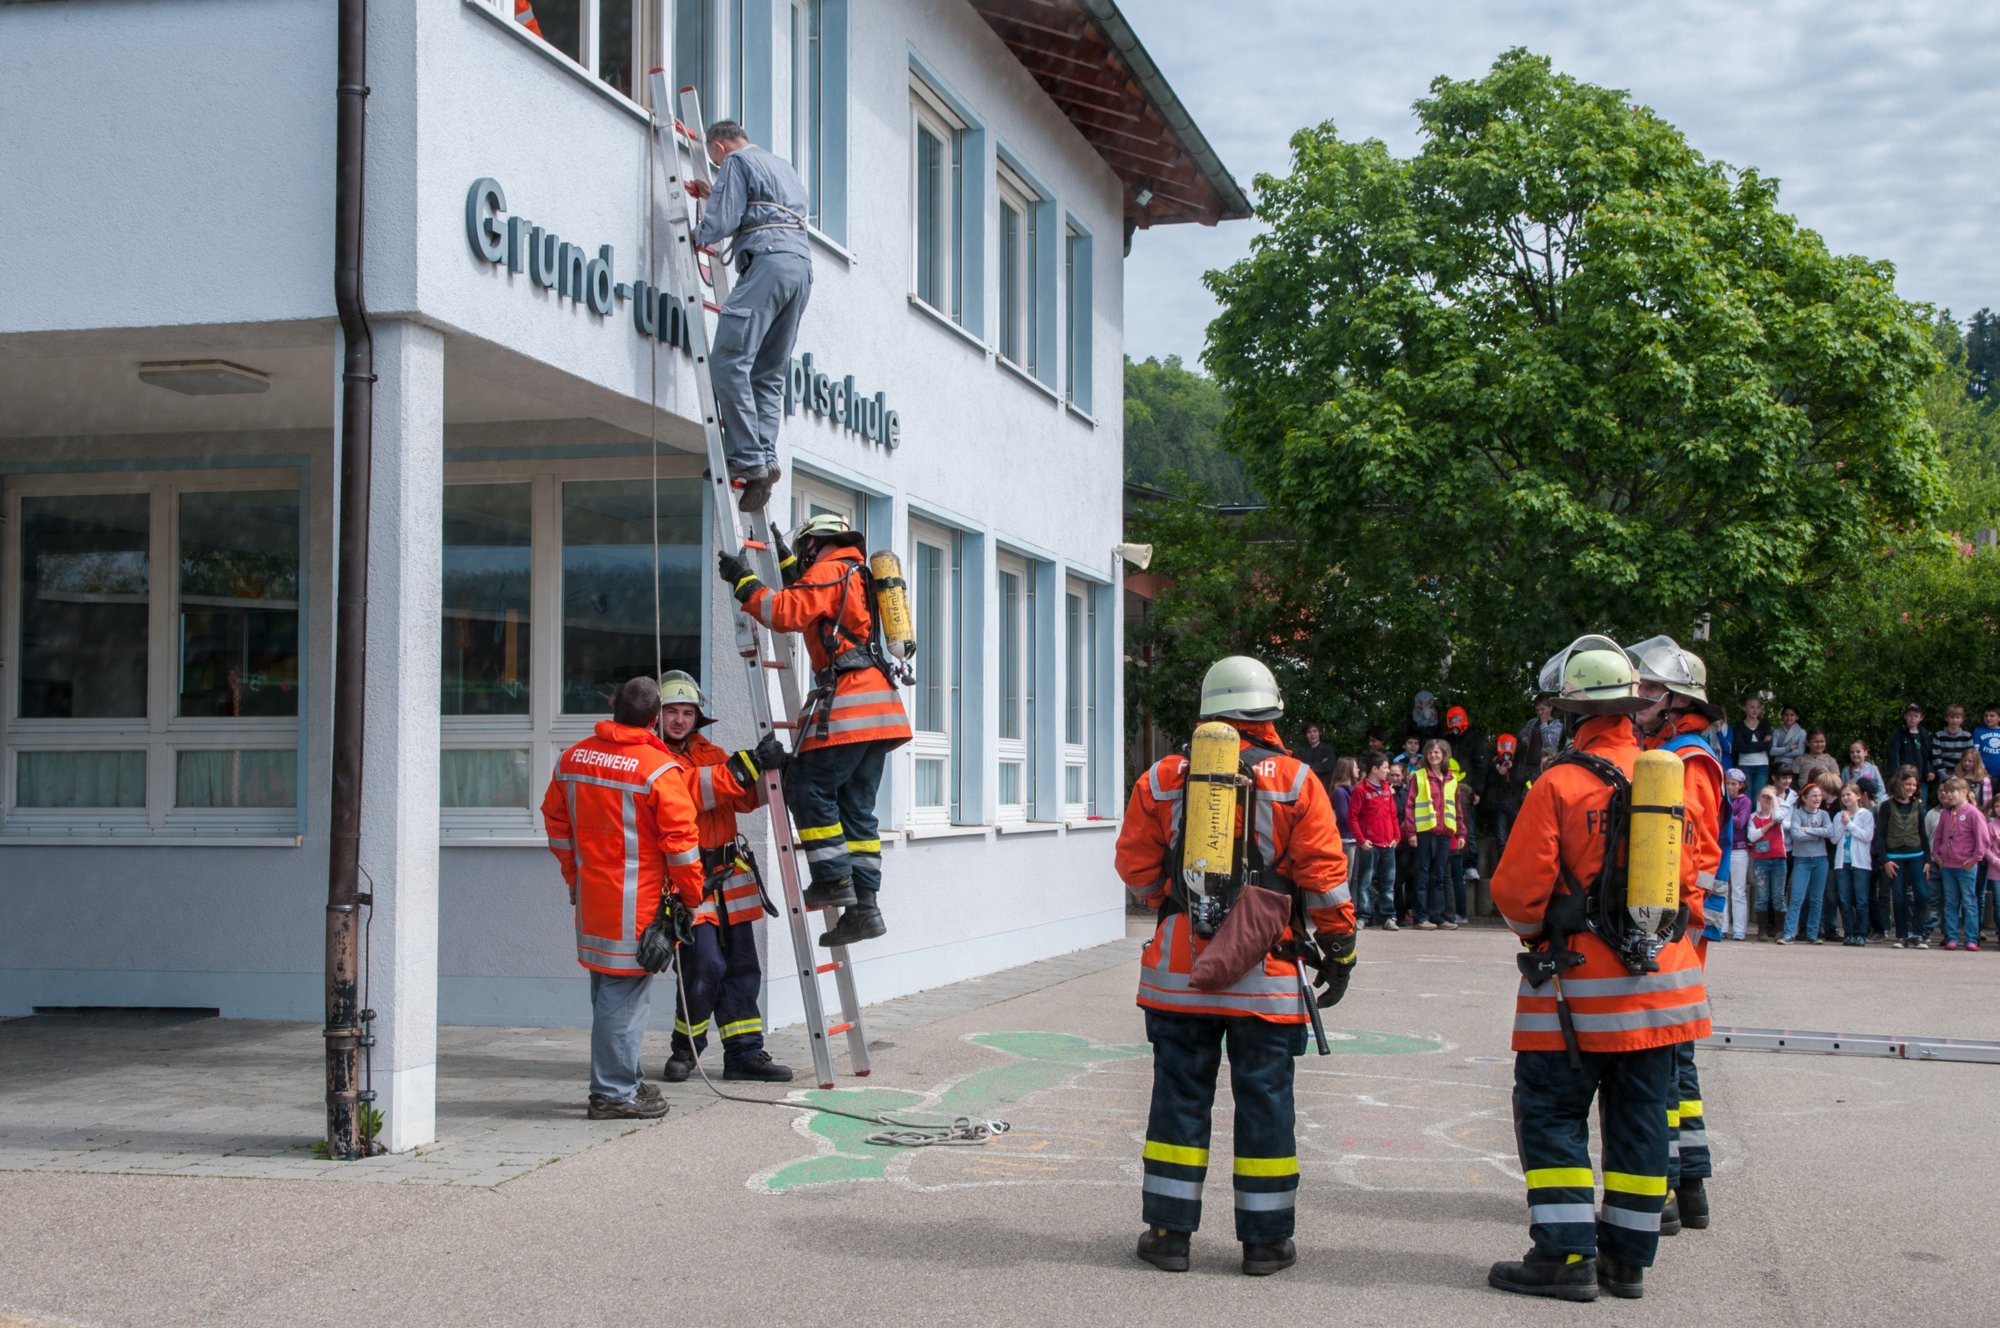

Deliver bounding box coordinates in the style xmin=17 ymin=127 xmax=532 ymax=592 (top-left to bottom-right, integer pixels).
xmin=688 ymin=118 xmax=812 ymax=513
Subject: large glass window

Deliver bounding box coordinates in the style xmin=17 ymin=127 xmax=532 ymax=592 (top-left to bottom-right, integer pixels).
xmin=560 ymin=477 xmax=702 ymax=714
xmin=1064 ymin=581 xmax=1091 ymax=815
xmin=178 ymin=490 xmax=301 ymax=719
xmin=17 ymin=494 xmax=149 ymax=719
xmin=1064 ymin=220 xmax=1095 ymax=414
xmin=443 ymin=484 xmax=533 ymax=717
xmin=15 ymin=750 xmax=145 ymax=809
xmin=910 ymin=75 xmax=971 ymax=326
xmin=909 ymin=521 xmax=958 ymax=824
xmin=507 ymin=1 xmax=663 ymax=106
xmin=997 ymin=164 xmax=1041 ymax=373
xmin=996 ymin=556 xmax=1033 ymax=821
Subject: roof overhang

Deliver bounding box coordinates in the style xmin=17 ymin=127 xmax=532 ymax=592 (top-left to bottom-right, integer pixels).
xmin=968 ymin=0 xmax=1251 ymax=237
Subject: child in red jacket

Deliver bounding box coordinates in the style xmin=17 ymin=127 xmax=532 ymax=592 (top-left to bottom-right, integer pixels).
xmin=1351 ymin=751 xmax=1402 ymax=930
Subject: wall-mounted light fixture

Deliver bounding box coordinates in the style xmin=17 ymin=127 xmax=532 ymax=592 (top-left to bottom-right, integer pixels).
xmin=137 ymin=359 xmax=271 ymax=396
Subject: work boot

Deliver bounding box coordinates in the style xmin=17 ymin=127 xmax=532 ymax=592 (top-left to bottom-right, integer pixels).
xmin=587 ymin=1093 xmax=669 ymax=1120
xmin=637 ymin=1080 xmax=664 ymax=1102
xmin=802 ymin=876 xmax=858 ymax=909
xmin=1660 ymin=1194 xmax=1682 ymax=1236
xmin=1136 ymin=1226 xmax=1191 ymax=1273
xmin=1678 ymin=1178 xmax=1710 ymax=1229
xmin=819 ymin=901 xmax=886 ymax=948
xmin=723 ymin=1052 xmax=794 ymax=1083
xmin=660 ymin=1052 xmax=695 ymax=1084
xmin=737 ymin=463 xmax=782 ymax=512
xmin=1242 ymin=1239 xmax=1296 ymax=1276
xmin=1596 ymin=1255 xmax=1645 ymax=1299
xmin=1487 ymin=1251 xmax=1599 ymax=1302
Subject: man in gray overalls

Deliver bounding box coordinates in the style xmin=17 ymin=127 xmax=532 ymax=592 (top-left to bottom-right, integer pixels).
xmin=691 ymin=120 xmax=812 ymax=513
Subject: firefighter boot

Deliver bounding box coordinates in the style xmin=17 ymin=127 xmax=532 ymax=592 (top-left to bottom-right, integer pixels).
xmin=1488 ymin=1251 xmax=1600 ymax=1302
xmin=1136 ymin=1227 xmax=1191 ymax=1273
xmin=1597 ymin=1255 xmax=1645 ymax=1299
xmin=819 ymin=900 xmax=886 ymax=947
xmin=1661 ymin=1193 xmax=1682 ymax=1236
xmin=722 ymin=1051 xmax=794 ymax=1082
xmin=1242 ymin=1239 xmax=1296 ymax=1276
xmin=802 ymin=876 xmax=858 ymax=909
xmin=661 ymin=1052 xmax=695 ymax=1084
xmin=1678 ymin=1177 xmax=1710 ymax=1229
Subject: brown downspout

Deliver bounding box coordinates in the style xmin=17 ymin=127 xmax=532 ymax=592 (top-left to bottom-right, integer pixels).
xmin=326 ymin=0 xmax=374 ymax=1161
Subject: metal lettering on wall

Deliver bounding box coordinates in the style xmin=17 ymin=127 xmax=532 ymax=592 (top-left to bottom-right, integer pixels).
xmin=466 ymin=178 xmax=900 ymax=450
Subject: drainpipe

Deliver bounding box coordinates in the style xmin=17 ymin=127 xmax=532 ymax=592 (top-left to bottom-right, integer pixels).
xmin=326 ymin=0 xmax=375 ymax=1161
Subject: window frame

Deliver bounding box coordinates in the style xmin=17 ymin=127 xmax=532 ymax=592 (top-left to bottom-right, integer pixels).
xmin=909 ymin=80 xmax=964 ymax=323
xmin=994 ymin=551 xmax=1033 ymax=822
xmin=1 ymin=467 xmax=307 ymax=841
xmin=1063 ymin=214 xmax=1095 ymax=415
xmin=906 ymin=517 xmax=958 ymax=826
xmin=1062 ymin=580 xmax=1090 ymax=819
xmin=995 ymin=163 xmax=1036 ymax=372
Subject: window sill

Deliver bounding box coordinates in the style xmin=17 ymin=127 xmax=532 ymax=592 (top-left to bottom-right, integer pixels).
xmin=907 ymin=295 xmax=991 ymax=355
xmin=809 ymin=226 xmax=855 ymax=265
xmin=1065 ymin=400 xmax=1097 ymax=427
xmin=997 ymin=820 xmax=1062 ymax=836
xmin=903 ymin=822 xmax=992 ymax=841
xmin=997 ymin=354 xmax=1061 ymax=403
xmin=463 ymin=0 xmax=652 ymax=128
xmin=441 ymin=834 xmax=546 ymax=849
xmin=1066 ymin=817 xmax=1121 ymax=832
xmin=0 ymin=834 xmax=304 ymax=848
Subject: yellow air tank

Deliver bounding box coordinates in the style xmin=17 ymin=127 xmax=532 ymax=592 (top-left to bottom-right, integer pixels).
xmin=1626 ymin=749 xmax=1685 ymax=920
xmin=869 ymin=550 xmax=916 ymax=661
xmin=1182 ymin=721 xmax=1242 ymax=884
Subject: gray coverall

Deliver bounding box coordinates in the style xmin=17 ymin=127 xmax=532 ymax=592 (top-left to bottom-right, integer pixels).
xmin=695 ymin=144 xmax=813 ymax=476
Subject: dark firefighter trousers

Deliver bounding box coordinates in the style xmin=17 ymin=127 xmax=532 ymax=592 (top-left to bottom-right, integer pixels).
xmin=1514 ymin=1044 xmax=1674 ymax=1267
xmin=782 ymin=738 xmax=892 ymax=900
xmin=671 ymin=917 xmax=765 ymax=1066
xmin=1141 ymin=1009 xmax=1308 ymax=1244
xmin=1665 ymin=1040 xmax=1711 ymax=1189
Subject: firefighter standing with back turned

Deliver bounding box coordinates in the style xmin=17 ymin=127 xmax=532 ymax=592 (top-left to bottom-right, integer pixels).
xmin=1627 ymin=635 xmax=1727 ymax=1235
xmin=1488 ymin=636 xmax=1711 ymax=1302
xmin=1117 ymin=656 xmax=1355 ymax=1277
xmin=718 ymin=514 xmax=911 ymax=947
xmin=653 ymin=671 xmax=794 ymax=1084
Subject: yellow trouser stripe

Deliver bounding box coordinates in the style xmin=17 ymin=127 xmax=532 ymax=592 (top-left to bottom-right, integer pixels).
xmin=1525 ymin=1168 xmax=1595 ymax=1190
xmin=799 ymin=823 xmax=846 ymax=842
xmin=720 ymin=1019 xmax=762 ymax=1038
xmin=846 ymin=839 xmax=882 ymax=853
xmin=1233 ymin=1155 xmax=1299 ymax=1177
xmin=1143 ymin=1141 xmax=1209 ymax=1168
xmin=1681 ymin=1099 xmax=1703 ymax=1116
xmin=1667 ymin=1110 xmax=1681 ymax=1127
xmin=1603 ymin=1171 xmax=1668 ymax=1197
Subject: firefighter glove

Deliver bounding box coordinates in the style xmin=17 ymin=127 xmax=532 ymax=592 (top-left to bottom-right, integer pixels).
xmin=774 ymin=532 xmax=802 ymax=586
xmin=717 ymin=550 xmax=763 ymax=602
xmin=1313 ymin=932 xmax=1356 ymax=1008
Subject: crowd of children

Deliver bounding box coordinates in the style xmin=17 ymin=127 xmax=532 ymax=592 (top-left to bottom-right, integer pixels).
xmin=1292 ymin=697 xmax=2000 ymax=948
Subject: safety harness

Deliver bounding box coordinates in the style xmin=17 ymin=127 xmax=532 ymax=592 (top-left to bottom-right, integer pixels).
xmin=797 ymin=552 xmax=901 ymax=741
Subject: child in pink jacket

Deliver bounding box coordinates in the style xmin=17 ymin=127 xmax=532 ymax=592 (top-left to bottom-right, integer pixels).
xmin=1932 ymin=777 xmax=1991 ymax=950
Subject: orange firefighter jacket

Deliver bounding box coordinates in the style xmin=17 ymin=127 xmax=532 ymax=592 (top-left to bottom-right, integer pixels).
xmin=542 ymin=721 xmax=705 ymax=975
xmin=1492 ymin=714 xmax=1710 ymax=1053
xmin=672 ymin=732 xmax=767 ymax=927
xmin=738 ymin=547 xmax=912 ymax=752
xmin=514 ymin=0 xmax=543 ymax=37
xmin=1647 ymin=712 xmax=1724 ymax=935
xmin=1116 ymin=721 xmax=1354 ymax=1023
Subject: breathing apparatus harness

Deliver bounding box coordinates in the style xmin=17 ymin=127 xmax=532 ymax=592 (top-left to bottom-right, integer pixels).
xmin=794 ymin=544 xmax=913 ymax=741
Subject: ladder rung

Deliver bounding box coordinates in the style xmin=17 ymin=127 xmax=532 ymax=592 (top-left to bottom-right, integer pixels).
xmin=761 ymin=660 xmax=788 ymax=670
xmin=743 ymin=539 xmax=768 ymax=550
xmin=826 ymin=1021 xmax=853 ymax=1037
xmin=815 ymin=961 xmax=840 ymax=974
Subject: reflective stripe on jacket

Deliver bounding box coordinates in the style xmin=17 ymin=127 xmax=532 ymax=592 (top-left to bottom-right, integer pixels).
xmin=1115 ymin=721 xmax=1353 ymax=1023
xmin=740 ymin=547 xmax=912 ymax=752
xmin=1491 ymin=715 xmax=1711 ymax=1054
xmin=514 ymin=0 xmax=543 ymax=37
xmin=672 ymin=733 xmax=767 ymax=927
xmin=541 ymin=721 xmax=705 ymax=975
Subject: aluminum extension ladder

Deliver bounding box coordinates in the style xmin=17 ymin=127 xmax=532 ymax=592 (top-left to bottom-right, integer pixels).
xmin=647 ymin=73 xmax=870 ymax=1090
xmin=1702 ymin=1026 xmax=2000 ymax=1065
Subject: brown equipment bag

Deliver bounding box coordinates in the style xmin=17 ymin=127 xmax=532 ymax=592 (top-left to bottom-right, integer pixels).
xmin=1189 ymin=882 xmax=1293 ymax=991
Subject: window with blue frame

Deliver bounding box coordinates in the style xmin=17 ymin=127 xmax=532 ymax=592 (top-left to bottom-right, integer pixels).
xmin=908 ymin=61 xmax=985 ymax=336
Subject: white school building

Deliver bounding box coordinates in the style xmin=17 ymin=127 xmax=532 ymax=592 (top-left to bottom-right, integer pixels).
xmin=0 ymin=0 xmax=1245 ymax=1149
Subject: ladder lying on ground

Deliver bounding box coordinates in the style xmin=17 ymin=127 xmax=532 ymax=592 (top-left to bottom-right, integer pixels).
xmin=648 ymin=74 xmax=869 ymax=1090
xmin=1702 ymin=1026 xmax=2000 ymax=1065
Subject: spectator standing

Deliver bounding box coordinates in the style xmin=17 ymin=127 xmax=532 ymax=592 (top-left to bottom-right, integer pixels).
xmin=1769 ymin=706 xmax=1807 ymax=776
xmin=1724 ymin=770 xmax=1752 ymax=940
xmin=1932 ymin=777 xmax=1991 ymax=951
xmin=1887 ymin=704 xmax=1933 ymax=806
xmin=1932 ymin=705 xmax=1975 ymax=791
xmin=1794 ymin=731 xmax=1839 ymax=790
xmin=1350 ymin=752 xmax=1401 ymax=930
xmin=1297 ymin=722 xmax=1341 ymax=791
xmin=1363 ymin=727 xmax=1388 ymax=757
xmin=1734 ymin=697 xmax=1774 ymax=800
xmin=1329 ymin=755 xmax=1359 ymax=866
xmin=1480 ymin=734 xmax=1531 ymax=858
xmin=1399 ymin=690 xmax=1444 ymax=748
xmin=1879 ymin=768 xmax=1932 ymax=948
xmin=1953 ymin=747 xmax=1994 ymax=810
xmin=1394 ymin=734 xmax=1423 ymax=772
xmin=1841 ymin=741 xmax=1884 ymax=797
xmin=1518 ymin=700 xmax=1566 ymax=769
xmin=1780 ymin=783 xmax=1835 ymax=944
xmin=1984 ymin=794 xmax=2000 ymax=945
xmin=1831 ymin=784 xmax=1875 ymax=947
xmin=1402 ymin=738 xmax=1461 ymax=930
xmin=1389 ymin=763 xmax=1417 ymax=926
xmin=1977 ymin=706 xmax=2000 ymax=784
xmin=1746 ymin=786 xmax=1789 ymax=940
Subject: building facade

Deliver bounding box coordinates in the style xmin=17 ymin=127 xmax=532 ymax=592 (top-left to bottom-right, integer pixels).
xmin=0 ymin=0 xmax=1243 ymax=1149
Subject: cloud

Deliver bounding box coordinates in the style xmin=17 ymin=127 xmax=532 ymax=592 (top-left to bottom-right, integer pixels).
xmin=1122 ymin=0 xmax=2000 ymax=366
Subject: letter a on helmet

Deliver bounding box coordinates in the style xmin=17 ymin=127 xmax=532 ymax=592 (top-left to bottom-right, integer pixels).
xmin=1199 ymin=656 xmax=1283 ymax=722
xmin=658 ymin=669 xmax=715 ymax=727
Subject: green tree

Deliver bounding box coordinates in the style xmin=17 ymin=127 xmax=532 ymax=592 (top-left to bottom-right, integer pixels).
xmin=1966 ymin=308 xmax=1999 ymax=407
xmin=1927 ymin=310 xmax=2000 ymax=535
xmin=1201 ymin=49 xmax=1945 ymax=712
xmin=1123 ymin=355 xmax=1254 ymax=504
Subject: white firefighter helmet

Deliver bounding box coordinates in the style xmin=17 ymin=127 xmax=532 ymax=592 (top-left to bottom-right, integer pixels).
xmin=1199 ymin=655 xmax=1284 ymax=722
xmin=1625 ymin=634 xmax=1723 ymax=720
xmin=1536 ymin=635 xmax=1649 ymax=716
xmin=657 ymin=670 xmax=715 ymax=727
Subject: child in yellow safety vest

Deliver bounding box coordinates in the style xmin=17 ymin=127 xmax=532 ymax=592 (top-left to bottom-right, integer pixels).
xmin=1401 ymin=738 xmax=1462 ymax=930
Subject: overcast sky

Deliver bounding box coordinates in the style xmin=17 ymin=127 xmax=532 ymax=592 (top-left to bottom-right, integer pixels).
xmin=1122 ymin=0 xmax=1999 ymax=369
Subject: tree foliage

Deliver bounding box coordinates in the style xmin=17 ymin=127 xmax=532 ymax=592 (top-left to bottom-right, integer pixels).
xmin=1196 ymin=49 xmax=1945 ymax=723
xmin=1929 ymin=310 xmax=2000 ymax=535
xmin=1123 ymin=355 xmax=1254 ymax=504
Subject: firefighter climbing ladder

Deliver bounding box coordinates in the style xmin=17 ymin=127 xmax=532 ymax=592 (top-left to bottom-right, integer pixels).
xmin=646 ymin=73 xmax=870 ymax=1090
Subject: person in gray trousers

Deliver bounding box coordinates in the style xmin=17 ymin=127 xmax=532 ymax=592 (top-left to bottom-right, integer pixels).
xmin=690 ymin=119 xmax=812 ymax=512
